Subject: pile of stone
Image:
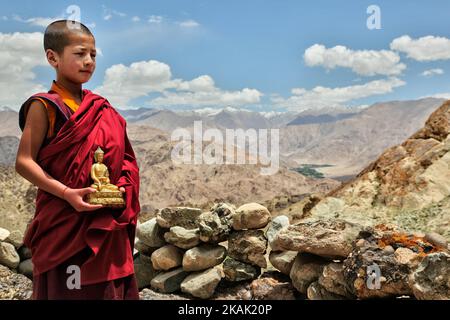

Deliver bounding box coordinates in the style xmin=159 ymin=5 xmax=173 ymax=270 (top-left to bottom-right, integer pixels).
xmin=134 ymin=202 xmax=272 ymax=299
xmin=269 ymin=217 xmax=450 ymax=300
xmin=0 ymin=227 xmax=33 ymax=299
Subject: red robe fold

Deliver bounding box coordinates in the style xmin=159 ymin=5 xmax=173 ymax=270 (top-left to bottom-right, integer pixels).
xmin=21 ymin=89 xmax=140 ymax=286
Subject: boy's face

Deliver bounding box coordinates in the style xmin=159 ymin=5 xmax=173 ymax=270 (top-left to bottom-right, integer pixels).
xmin=49 ymin=32 xmax=97 ymax=84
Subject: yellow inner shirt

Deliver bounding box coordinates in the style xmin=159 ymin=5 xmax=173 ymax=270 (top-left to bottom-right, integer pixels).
xmin=29 ymin=81 xmax=80 ymax=138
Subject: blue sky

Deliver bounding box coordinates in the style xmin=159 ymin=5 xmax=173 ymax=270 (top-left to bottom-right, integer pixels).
xmin=1 ymin=0 xmax=450 ymax=112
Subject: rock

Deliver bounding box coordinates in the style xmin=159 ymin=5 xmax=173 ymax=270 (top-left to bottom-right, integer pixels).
xmin=289 ymin=253 xmax=328 ymax=294
xmin=134 ymin=254 xmax=159 ymax=289
xmin=151 ymin=245 xmax=184 ymax=271
xmin=394 ymin=247 xmax=419 ymax=266
xmin=307 ymin=281 xmax=346 ymax=300
xmin=134 ymin=240 xmax=158 ymax=256
xmin=318 ymin=262 xmax=353 ymax=298
xmin=0 ymin=228 xmax=11 ymax=242
xmin=424 ymin=232 xmax=449 ymax=249
xmin=228 ymin=230 xmax=267 ymax=268
xmin=0 ymin=241 xmax=20 ymax=269
xmin=5 ymin=230 xmax=24 ymax=249
xmin=164 ymin=227 xmax=200 ymax=249
xmin=150 ymin=267 xmax=189 ymax=293
xmin=268 ymin=251 xmax=297 ymax=275
xmin=266 ymin=215 xmax=289 ymax=251
xmin=0 ymin=265 xmax=32 ymax=300
xmin=250 ymin=276 xmax=296 ymax=300
xmin=276 ymin=219 xmax=364 ymax=259
xmin=18 ymin=259 xmax=33 ymax=279
xmin=156 ymin=207 xmax=202 ymax=229
xmin=223 ymin=257 xmax=261 ymax=281
xmin=409 ymin=252 xmax=450 ymax=300
xmin=197 ymin=211 xmax=231 ymax=243
xmin=232 ymin=203 xmax=271 ymax=230
xmin=181 ymin=266 xmax=223 ymax=299
xmin=343 ymin=244 xmax=413 ymax=299
xmin=18 ymin=246 xmax=32 ymax=260
xmin=382 ymin=245 xmax=395 ymax=254
xmin=210 ymin=202 xmax=236 ymax=218
xmin=137 ymin=218 xmax=166 ymax=248
xmin=182 ymin=245 xmax=226 ymax=272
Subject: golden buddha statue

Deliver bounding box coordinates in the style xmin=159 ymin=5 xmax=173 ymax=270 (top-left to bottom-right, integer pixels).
xmin=86 ymin=147 xmax=125 ymax=208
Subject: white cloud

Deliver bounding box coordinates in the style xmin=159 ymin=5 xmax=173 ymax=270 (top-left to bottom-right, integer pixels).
xmin=94 ymin=60 xmax=262 ymax=108
xmin=390 ymin=35 xmax=450 ymax=61
xmin=304 ymin=44 xmax=406 ymax=76
xmin=102 ymin=5 xmax=126 ymax=21
xmin=421 ymin=68 xmax=444 ymax=77
xmin=13 ymin=15 xmax=62 ymax=27
xmin=272 ymin=77 xmax=406 ymax=111
xmin=95 ymin=60 xmax=177 ymax=106
xmin=178 ymin=19 xmax=200 ymax=28
xmin=151 ymin=87 xmax=262 ymax=107
xmin=0 ymin=32 xmax=48 ymax=108
xmin=132 ymin=16 xmax=140 ymax=22
xmin=148 ymin=15 xmax=163 ymax=24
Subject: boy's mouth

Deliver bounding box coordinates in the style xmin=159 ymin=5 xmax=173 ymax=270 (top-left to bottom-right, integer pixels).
xmin=80 ymin=70 xmax=93 ymax=74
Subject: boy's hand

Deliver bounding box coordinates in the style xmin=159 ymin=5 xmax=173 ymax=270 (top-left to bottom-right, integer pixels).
xmin=119 ymin=187 xmax=125 ymax=193
xmin=63 ymin=187 xmax=103 ymax=212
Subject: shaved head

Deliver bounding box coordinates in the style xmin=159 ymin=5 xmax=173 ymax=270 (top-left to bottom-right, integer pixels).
xmin=44 ymin=20 xmax=94 ymax=54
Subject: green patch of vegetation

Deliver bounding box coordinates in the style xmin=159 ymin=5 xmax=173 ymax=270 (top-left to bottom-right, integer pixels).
xmin=291 ymin=165 xmax=325 ymax=179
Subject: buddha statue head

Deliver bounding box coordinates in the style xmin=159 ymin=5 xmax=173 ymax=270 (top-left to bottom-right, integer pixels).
xmin=94 ymin=146 xmax=105 ymax=163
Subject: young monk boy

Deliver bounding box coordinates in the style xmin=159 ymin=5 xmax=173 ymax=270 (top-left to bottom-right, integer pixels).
xmin=15 ymin=20 xmax=141 ymax=300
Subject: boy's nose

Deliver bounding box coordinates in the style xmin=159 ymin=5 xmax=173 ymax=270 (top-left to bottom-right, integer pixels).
xmin=84 ymin=56 xmax=94 ymax=66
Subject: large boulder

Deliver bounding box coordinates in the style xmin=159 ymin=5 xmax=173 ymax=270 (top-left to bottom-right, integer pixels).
xmin=136 ymin=218 xmax=166 ymax=248
xmin=318 ymin=262 xmax=353 ymax=298
xmin=232 ymin=203 xmax=271 ymax=230
xmin=151 ymin=245 xmax=184 ymax=271
xmin=222 ymin=257 xmax=261 ymax=282
xmin=156 ymin=207 xmax=202 ymax=229
xmin=134 ymin=240 xmax=159 ymax=256
xmin=343 ymin=226 xmax=421 ymax=299
xmin=197 ymin=211 xmax=231 ymax=243
xmin=164 ymin=227 xmax=200 ymax=249
xmin=268 ymin=251 xmax=297 ymax=275
xmin=180 ymin=266 xmax=223 ymax=299
xmin=266 ymin=215 xmax=289 ymax=251
xmin=182 ymin=245 xmax=227 ymax=272
xmin=289 ymin=253 xmax=329 ymax=294
xmin=409 ymin=252 xmax=450 ymax=300
xmin=275 ymin=219 xmax=364 ymax=259
xmin=228 ymin=230 xmax=267 ymax=268
xmin=150 ymin=267 xmax=189 ymax=293
xmin=250 ymin=275 xmax=297 ymax=300
xmin=307 ymin=281 xmax=346 ymax=300
xmin=4 ymin=230 xmax=24 ymax=249
xmin=0 ymin=241 xmax=20 ymax=269
xmin=18 ymin=259 xmax=33 ymax=279
xmin=134 ymin=253 xmax=159 ymax=289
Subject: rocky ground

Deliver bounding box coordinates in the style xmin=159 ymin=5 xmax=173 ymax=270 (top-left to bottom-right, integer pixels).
xmin=1 ymin=202 xmax=449 ymax=300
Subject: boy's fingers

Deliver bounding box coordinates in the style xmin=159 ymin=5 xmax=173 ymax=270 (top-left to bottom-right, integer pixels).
xmin=84 ymin=204 xmax=103 ymax=211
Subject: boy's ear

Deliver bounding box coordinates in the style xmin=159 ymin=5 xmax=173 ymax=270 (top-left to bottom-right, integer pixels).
xmin=46 ymin=49 xmax=59 ymax=68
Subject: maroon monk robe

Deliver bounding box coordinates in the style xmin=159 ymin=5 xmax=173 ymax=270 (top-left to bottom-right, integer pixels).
xmin=19 ymin=89 xmax=140 ymax=297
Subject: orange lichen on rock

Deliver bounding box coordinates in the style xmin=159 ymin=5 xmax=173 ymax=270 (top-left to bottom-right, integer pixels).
xmin=377 ymin=232 xmax=443 ymax=257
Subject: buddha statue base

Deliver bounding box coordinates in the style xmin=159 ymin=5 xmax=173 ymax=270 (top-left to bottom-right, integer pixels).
xmin=87 ymin=190 xmax=126 ymax=208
